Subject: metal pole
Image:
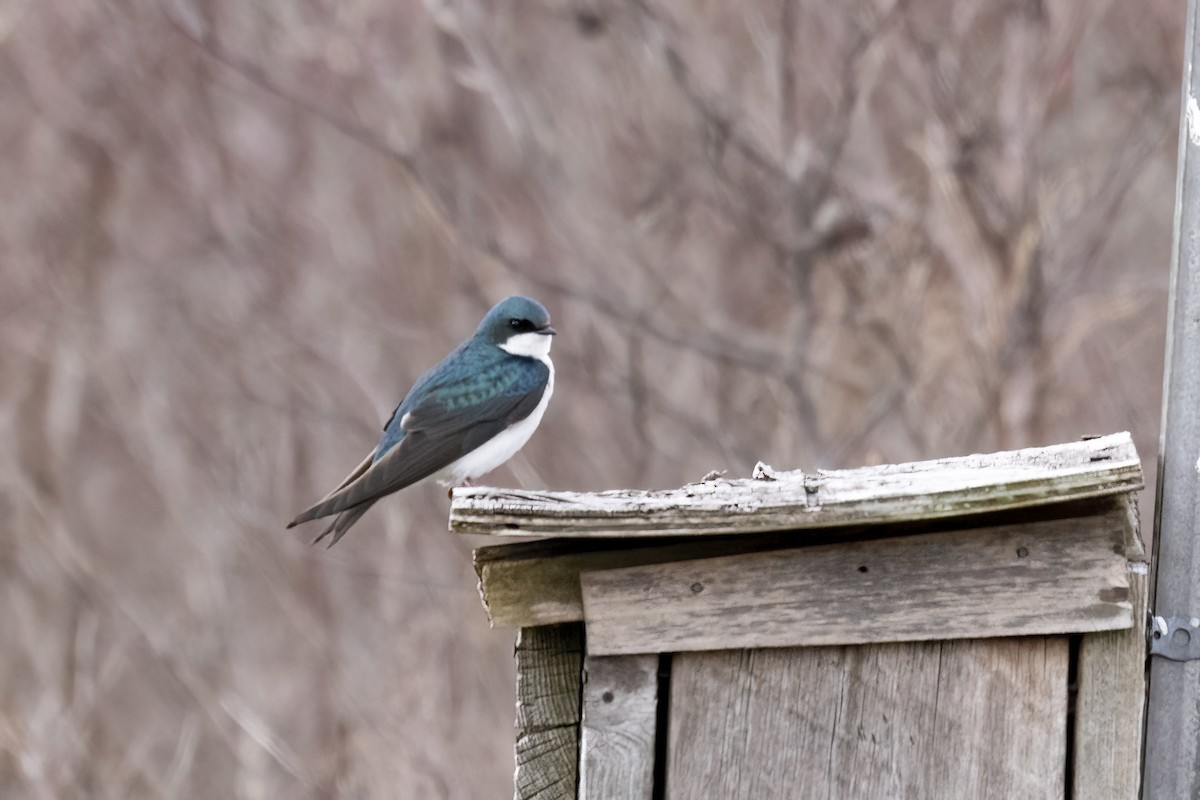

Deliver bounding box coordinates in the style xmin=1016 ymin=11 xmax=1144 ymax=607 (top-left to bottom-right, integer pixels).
xmin=1144 ymin=0 xmax=1200 ymax=796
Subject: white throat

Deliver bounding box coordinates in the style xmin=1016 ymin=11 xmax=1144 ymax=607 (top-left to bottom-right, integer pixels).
xmin=499 ymin=331 xmax=553 ymax=361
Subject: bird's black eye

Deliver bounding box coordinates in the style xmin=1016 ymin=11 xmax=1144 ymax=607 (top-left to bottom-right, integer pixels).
xmin=509 ymin=318 xmax=522 ymax=329
xmin=509 ymin=318 xmax=534 ymax=332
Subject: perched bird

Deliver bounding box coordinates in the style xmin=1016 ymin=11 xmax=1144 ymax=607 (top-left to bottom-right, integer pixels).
xmin=288 ymin=295 xmax=556 ymax=546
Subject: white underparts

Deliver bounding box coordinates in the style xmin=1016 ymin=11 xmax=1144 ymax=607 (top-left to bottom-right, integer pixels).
xmin=438 ymin=343 xmax=554 ymax=486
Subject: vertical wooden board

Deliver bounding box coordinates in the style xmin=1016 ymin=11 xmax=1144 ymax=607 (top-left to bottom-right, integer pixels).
xmin=920 ymin=638 xmax=1068 ymax=800
xmin=1073 ymin=561 xmax=1150 ymax=800
xmin=516 ymin=728 xmax=581 ymax=800
xmin=579 ymin=655 xmax=658 ymax=800
xmin=516 ymin=625 xmax=583 ymax=731
xmin=514 ymin=624 xmax=583 ymax=800
xmin=667 ymin=647 xmax=847 ymax=799
xmin=667 ymin=644 xmax=945 ymax=799
xmin=666 ymin=638 xmax=1068 ymax=800
xmin=827 ymin=643 xmax=943 ymax=797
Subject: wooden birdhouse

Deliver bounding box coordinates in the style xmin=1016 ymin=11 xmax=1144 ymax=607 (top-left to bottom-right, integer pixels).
xmin=452 ymin=432 xmax=1147 ymax=800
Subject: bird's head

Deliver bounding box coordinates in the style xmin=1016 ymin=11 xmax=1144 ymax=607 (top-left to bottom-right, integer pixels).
xmin=477 ymin=295 xmax=557 ymax=358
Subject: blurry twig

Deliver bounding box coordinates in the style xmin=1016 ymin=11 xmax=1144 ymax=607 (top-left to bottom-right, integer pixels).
xmin=14 ymin=477 xmax=319 ymax=789
xmin=162 ymin=0 xmax=858 ymax=467
xmin=424 ymin=0 xmax=537 ymax=150
xmin=485 ymin=243 xmax=855 ymax=387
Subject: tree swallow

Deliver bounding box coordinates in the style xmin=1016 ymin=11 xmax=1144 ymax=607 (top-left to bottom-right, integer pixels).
xmin=288 ymin=295 xmax=556 ymax=547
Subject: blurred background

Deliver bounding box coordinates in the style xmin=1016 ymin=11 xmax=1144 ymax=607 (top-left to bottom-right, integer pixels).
xmin=0 ymin=0 xmax=1183 ymax=797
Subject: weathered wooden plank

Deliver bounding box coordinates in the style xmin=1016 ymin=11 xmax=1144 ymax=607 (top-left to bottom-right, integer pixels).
xmin=516 ymin=728 xmax=579 ymax=800
xmin=476 ymin=498 xmax=1137 ymax=629
xmin=578 ymin=655 xmax=658 ymax=800
xmin=667 ymin=638 xmax=1068 ymax=800
xmin=451 ymin=433 xmax=1141 ymax=537
xmin=920 ymin=638 xmax=1067 ymax=799
xmin=514 ymin=624 xmax=582 ymax=800
xmin=516 ymin=624 xmax=583 ymax=730
xmin=1073 ymin=559 xmax=1150 ymax=800
xmin=667 ymin=647 xmax=847 ymax=799
xmin=476 ymin=535 xmax=811 ymax=628
xmin=1118 ymin=493 xmax=1146 ymax=559
xmin=827 ymin=642 xmax=943 ymax=798
xmin=581 ymin=506 xmax=1131 ymax=656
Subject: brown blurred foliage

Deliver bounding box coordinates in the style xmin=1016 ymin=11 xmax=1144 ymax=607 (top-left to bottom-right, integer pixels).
xmin=0 ymin=0 xmax=1181 ymax=797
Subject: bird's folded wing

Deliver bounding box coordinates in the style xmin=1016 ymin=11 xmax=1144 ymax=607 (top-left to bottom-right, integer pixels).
xmin=288 ymin=359 xmax=548 ymax=525
xmin=325 ymin=450 xmax=376 ymax=498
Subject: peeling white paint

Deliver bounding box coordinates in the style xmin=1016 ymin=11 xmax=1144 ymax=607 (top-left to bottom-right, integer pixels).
xmin=1188 ymin=94 xmax=1200 ymax=147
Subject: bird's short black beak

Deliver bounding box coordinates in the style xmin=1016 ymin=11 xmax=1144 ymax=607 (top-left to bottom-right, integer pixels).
xmin=539 ymin=326 xmax=557 ymax=336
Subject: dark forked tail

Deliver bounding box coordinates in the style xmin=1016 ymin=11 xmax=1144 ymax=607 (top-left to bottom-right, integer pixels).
xmin=311 ymin=501 xmax=376 ymax=548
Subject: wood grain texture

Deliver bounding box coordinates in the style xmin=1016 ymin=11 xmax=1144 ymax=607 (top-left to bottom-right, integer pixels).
xmin=514 ymin=625 xmax=583 ymax=800
xmin=476 ymin=535 xmax=812 ymax=628
xmin=475 ymin=497 xmax=1139 ymax=630
xmin=578 ymin=655 xmax=658 ymax=800
xmin=667 ymin=638 xmax=1068 ymax=800
xmin=922 ymin=638 xmax=1068 ymax=798
xmin=667 ymin=646 xmax=846 ymax=799
xmin=516 ymin=728 xmax=580 ymax=800
xmin=1073 ymin=560 xmax=1150 ymax=800
xmin=452 ymin=433 xmax=1141 ymax=537
xmin=581 ymin=506 xmax=1131 ymax=656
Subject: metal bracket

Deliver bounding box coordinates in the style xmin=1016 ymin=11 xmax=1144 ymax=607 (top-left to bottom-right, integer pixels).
xmin=1150 ymin=615 xmax=1200 ymax=661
